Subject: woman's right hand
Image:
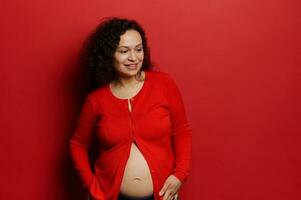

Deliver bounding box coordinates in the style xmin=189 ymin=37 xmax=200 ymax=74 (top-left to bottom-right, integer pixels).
xmin=172 ymin=192 xmax=179 ymax=200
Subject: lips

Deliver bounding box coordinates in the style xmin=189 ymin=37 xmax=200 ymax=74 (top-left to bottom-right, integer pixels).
xmin=125 ymin=64 xmax=138 ymax=66
xmin=124 ymin=63 xmax=138 ymax=69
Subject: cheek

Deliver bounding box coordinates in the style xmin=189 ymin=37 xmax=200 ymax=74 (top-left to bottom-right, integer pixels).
xmin=140 ymin=52 xmax=144 ymax=59
xmin=137 ymin=54 xmax=144 ymax=62
xmin=114 ymin=56 xmax=128 ymax=65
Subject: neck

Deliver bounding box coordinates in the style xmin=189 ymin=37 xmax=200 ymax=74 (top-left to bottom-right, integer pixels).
xmin=113 ymin=71 xmax=144 ymax=88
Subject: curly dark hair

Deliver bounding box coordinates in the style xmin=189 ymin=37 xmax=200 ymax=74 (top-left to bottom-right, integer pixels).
xmin=82 ymin=16 xmax=154 ymax=90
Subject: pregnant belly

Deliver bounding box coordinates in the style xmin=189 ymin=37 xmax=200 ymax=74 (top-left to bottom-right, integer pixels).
xmin=120 ymin=142 xmax=154 ymax=197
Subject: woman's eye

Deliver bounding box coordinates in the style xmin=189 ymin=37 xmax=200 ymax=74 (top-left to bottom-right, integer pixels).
xmin=119 ymin=48 xmax=142 ymax=54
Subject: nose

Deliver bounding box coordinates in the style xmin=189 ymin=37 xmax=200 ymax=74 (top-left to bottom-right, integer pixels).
xmin=128 ymin=50 xmax=138 ymax=61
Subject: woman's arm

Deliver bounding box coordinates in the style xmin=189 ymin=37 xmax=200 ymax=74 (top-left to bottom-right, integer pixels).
xmin=159 ymin=73 xmax=192 ymax=200
xmin=165 ymin=74 xmax=192 ymax=184
xmin=69 ymin=95 xmax=97 ymax=189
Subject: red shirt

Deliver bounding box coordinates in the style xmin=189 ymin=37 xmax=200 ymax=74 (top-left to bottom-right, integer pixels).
xmin=69 ymin=70 xmax=192 ymax=200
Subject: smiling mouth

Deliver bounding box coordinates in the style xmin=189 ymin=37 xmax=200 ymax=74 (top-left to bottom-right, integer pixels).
xmin=125 ymin=63 xmax=138 ymax=66
xmin=124 ymin=63 xmax=139 ymax=69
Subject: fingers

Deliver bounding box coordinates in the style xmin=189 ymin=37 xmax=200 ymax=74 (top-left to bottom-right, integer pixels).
xmin=159 ymin=182 xmax=169 ymax=196
xmin=163 ymin=189 xmax=172 ymax=200
xmin=163 ymin=188 xmax=178 ymax=200
xmin=160 ymin=188 xmax=179 ymax=200
xmin=161 ymin=185 xmax=180 ymax=200
xmin=160 ymin=175 xmax=182 ymax=200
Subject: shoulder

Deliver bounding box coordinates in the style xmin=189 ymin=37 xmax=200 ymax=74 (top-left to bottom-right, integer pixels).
xmin=84 ymin=85 xmax=108 ymax=111
xmin=147 ymin=70 xmax=181 ymax=97
xmin=146 ymin=70 xmax=174 ymax=83
xmin=86 ymin=86 xmax=107 ymax=100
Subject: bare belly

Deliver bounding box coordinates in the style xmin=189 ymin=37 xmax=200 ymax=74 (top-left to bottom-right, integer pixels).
xmin=120 ymin=142 xmax=154 ymax=197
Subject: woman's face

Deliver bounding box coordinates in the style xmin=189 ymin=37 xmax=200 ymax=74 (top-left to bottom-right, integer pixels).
xmin=113 ymin=29 xmax=144 ymax=79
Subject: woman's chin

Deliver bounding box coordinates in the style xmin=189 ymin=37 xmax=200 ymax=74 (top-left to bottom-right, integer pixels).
xmin=120 ymin=67 xmax=142 ymax=77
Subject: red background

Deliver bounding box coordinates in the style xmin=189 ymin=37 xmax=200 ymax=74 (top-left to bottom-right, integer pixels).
xmin=1 ymin=0 xmax=300 ymax=199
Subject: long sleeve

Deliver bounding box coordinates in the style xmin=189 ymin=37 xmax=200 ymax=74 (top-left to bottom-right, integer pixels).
xmin=164 ymin=74 xmax=192 ymax=183
xmin=69 ymin=95 xmax=97 ymax=188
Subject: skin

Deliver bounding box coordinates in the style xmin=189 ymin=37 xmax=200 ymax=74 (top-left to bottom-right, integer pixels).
xmin=112 ymin=29 xmax=182 ymax=200
xmin=112 ymin=29 xmax=144 ymax=88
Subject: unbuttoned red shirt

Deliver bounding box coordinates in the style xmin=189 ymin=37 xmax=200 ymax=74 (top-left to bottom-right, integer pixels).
xmin=69 ymin=70 xmax=192 ymax=200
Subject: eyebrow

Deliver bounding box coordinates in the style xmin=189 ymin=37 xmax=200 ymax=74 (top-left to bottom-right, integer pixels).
xmin=118 ymin=43 xmax=143 ymax=48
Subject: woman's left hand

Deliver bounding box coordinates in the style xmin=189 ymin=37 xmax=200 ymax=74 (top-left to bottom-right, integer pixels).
xmin=159 ymin=175 xmax=182 ymax=200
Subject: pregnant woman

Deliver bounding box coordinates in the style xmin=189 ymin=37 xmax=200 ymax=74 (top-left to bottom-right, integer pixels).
xmin=69 ymin=17 xmax=192 ymax=200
